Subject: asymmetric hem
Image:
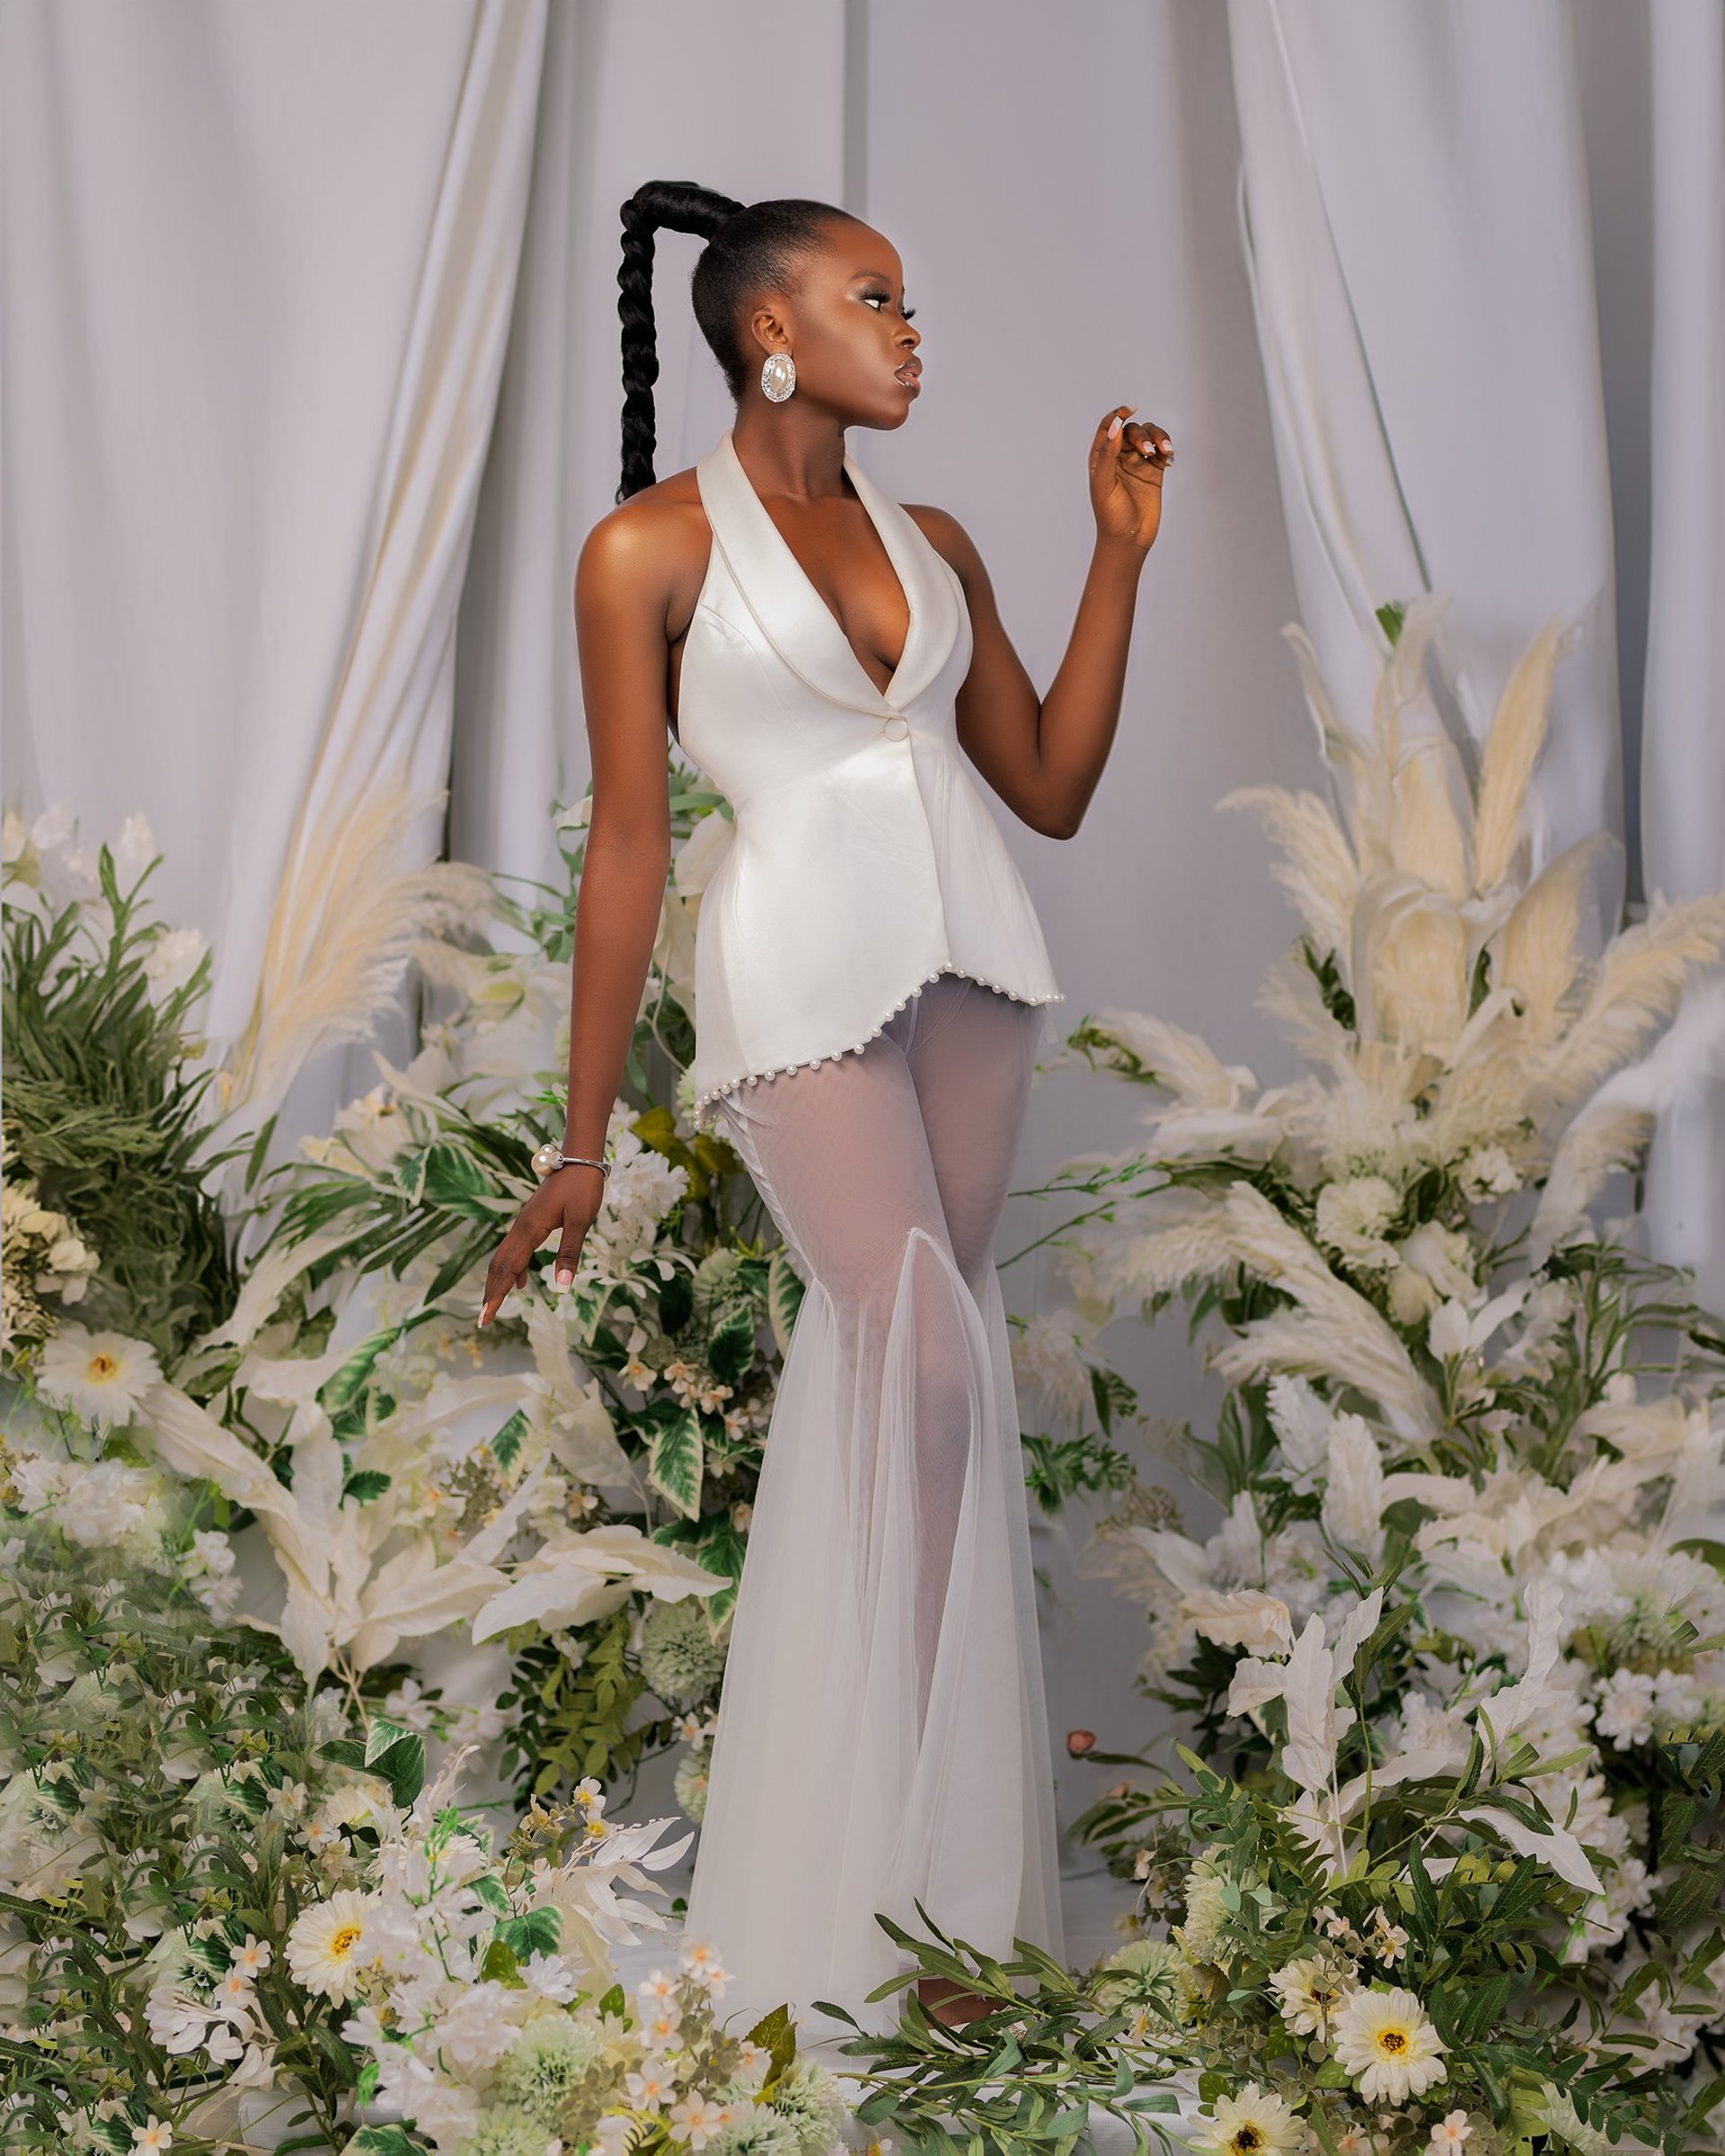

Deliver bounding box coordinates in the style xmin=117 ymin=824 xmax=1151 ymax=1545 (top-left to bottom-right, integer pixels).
xmin=692 ymin=963 xmax=1067 ymax=1132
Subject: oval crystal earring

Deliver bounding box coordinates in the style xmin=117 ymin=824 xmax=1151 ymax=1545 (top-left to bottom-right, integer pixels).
xmin=761 ymin=351 xmax=797 ymax=403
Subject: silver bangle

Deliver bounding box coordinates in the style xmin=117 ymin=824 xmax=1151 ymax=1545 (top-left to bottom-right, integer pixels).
xmin=531 ymin=1143 xmax=611 ymax=1182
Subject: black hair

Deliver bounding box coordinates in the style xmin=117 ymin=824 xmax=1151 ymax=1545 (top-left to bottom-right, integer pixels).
xmin=616 ymin=181 xmax=857 ymax=502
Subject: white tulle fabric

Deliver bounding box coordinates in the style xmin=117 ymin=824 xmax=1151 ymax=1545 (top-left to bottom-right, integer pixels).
xmin=682 ymin=972 xmax=1066 ymax=2035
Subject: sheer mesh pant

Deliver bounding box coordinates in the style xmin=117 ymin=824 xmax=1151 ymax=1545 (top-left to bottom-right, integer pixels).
xmin=680 ymin=974 xmax=1066 ymax=2035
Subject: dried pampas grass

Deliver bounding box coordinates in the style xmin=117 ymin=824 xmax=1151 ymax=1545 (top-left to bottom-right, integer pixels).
xmin=220 ymin=778 xmax=493 ymax=1135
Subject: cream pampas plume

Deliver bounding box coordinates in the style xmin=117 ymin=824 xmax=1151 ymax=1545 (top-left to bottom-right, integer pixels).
xmin=217 ymin=779 xmax=493 ymax=1137
xmin=1473 ymin=612 xmax=1578 ymax=892
xmin=1218 ymin=786 xmax=1358 ymax=962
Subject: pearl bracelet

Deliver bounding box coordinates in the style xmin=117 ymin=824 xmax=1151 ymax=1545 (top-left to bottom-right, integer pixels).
xmin=531 ymin=1143 xmax=611 ymax=1182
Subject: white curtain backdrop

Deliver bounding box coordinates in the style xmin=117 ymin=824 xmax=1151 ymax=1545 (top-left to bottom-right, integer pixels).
xmin=1638 ymin=0 xmax=1725 ymax=1310
xmin=1225 ymin=0 xmax=1623 ymax=896
xmin=1 ymin=0 xmax=546 ymax=1073
xmin=4 ymin=0 xmax=1721 ymax=1854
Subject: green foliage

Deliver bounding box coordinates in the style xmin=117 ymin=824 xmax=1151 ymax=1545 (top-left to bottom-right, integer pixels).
xmin=2 ymin=844 xmax=238 ymax=1363
xmin=499 ymin=1605 xmax=672 ymax=1803
xmin=0 ymin=1532 xmax=366 ymax=2149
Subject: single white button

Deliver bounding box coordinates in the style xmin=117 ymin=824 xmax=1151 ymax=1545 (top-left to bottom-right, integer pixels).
xmin=882 ymin=713 xmax=909 ymax=740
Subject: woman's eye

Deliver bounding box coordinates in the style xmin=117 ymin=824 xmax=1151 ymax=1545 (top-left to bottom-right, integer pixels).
xmin=863 ymin=292 xmax=915 ymax=321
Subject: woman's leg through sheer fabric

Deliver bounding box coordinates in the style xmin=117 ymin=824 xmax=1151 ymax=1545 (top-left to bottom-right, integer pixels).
xmin=680 ymin=974 xmax=1065 ymax=2035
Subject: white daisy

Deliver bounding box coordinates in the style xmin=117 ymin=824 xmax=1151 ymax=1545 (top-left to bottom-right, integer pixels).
xmin=284 ymin=1889 xmax=378 ymax=2001
xmin=35 ymin=1324 xmax=161 ymax=1427
xmin=1333 ymin=1985 xmax=1447 ymax=2103
xmin=1267 ymin=1951 xmax=1357 ymax=2036
xmin=1194 ymin=2081 xmax=1306 ymax=2155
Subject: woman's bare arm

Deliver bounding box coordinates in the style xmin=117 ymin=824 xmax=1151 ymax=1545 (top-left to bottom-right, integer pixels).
xmin=911 ymin=405 xmax=1170 ymax=841
xmin=479 ymin=504 xmax=680 ymax=1325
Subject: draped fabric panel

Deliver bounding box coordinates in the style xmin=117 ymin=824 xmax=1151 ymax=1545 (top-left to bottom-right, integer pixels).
xmin=1 ymin=0 xmax=546 ymax=1055
xmin=1225 ymin=0 xmax=1623 ymax=896
xmin=1638 ymin=0 xmax=1725 ymax=1308
xmin=449 ymin=0 xmax=849 ymax=886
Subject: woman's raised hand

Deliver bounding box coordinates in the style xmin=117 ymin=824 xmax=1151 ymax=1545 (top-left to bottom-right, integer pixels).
xmin=477 ymin=1163 xmax=606 ymax=1329
xmin=1088 ymin=402 xmax=1172 ymax=555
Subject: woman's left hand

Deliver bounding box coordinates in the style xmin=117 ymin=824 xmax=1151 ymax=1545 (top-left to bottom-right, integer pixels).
xmin=1088 ymin=402 xmax=1172 ymax=553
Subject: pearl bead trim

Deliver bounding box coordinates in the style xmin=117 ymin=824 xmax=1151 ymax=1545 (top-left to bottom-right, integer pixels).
xmin=691 ymin=964 xmax=1067 ymax=1131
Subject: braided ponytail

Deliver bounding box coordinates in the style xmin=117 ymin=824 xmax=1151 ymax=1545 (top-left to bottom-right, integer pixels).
xmin=616 ymin=181 xmax=857 ymax=502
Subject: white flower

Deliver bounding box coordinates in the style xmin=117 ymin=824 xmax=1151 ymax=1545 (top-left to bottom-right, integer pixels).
xmin=130 ymin=2117 xmax=172 ymax=2155
xmin=639 ymin=2004 xmax=684 ymax=2050
xmin=1267 ymin=1952 xmax=1357 ymax=2035
xmin=1594 ymin=1668 xmax=1657 ymax=1747
xmin=524 ymin=1949 xmax=580 ymax=2001
xmin=1011 ymin=1308 xmax=1095 ymax=1427
xmin=1399 ymin=1221 xmax=1480 ymax=1308
xmin=1459 ymin=1147 xmax=1520 ymax=1200
xmin=230 ymin=1934 xmax=272 ymax=1979
xmin=679 ymin=1938 xmax=731 ymax=1993
xmin=142 ymin=925 xmax=207 ymax=996
xmin=1428 ymin=1299 xmax=1473 ymax=1362
xmin=434 ymin=1979 xmax=522 ymax=2073
xmin=285 ymin=1889 xmax=378 ymax=2001
xmin=1366 ymin=1905 xmax=1410 ymax=1964
xmin=34 ymin=1324 xmax=161 ymax=1427
xmin=668 ymin=2098 xmax=733 ymax=2150
xmin=1429 ymin=2116 xmax=1473 ymax=2152
xmin=1193 ymin=2081 xmax=1306 ymax=2155
xmin=1315 ymin=1176 xmax=1402 ymax=1268
xmin=626 ymin=2064 xmax=676 ymax=2111
xmin=114 ymin=811 xmax=158 ymax=879
xmin=638 ymin=1967 xmax=680 ymax=2012
xmin=1332 ymin=1984 xmax=1447 ymax=2103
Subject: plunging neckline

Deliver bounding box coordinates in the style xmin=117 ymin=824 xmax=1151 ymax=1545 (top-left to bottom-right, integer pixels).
xmin=719 ymin=429 xmax=916 ymax=706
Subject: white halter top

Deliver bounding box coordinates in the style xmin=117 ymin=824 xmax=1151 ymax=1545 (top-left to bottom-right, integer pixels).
xmin=678 ymin=428 xmax=1065 ymax=1131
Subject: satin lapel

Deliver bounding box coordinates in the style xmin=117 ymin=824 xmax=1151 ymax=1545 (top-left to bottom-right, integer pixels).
xmin=695 ymin=429 xmax=958 ymax=716
xmin=841 ymin=447 xmax=961 ymax=715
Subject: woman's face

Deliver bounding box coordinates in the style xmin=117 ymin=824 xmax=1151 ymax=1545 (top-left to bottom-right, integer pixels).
xmin=747 ymin=220 xmax=922 ymax=429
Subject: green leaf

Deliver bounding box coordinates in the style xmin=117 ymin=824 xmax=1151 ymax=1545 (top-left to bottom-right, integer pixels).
xmin=365 ymin=1731 xmax=426 ymax=1807
xmin=766 ymin=1246 xmax=806 ymax=1357
xmin=497 ymin=1907 xmax=562 ymax=1960
xmin=707 ymin=1298 xmax=759 ymax=1385
xmin=349 ymin=2129 xmax=422 ymax=2156
xmin=342 ymin=1468 xmax=393 ymax=1506
xmin=479 ymin=1938 xmax=525 ymax=1986
xmin=649 ymin=1406 xmax=704 ymax=1520
xmin=320 ymin=1330 xmax=394 ymax=1413
xmin=597 ymin=1982 xmax=627 ymax=2020
xmin=492 ymin=1409 xmax=528 ymax=1474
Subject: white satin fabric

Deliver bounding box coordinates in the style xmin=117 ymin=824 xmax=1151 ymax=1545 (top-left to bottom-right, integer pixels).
xmin=678 ymin=428 xmax=1066 ymax=1132
xmin=683 ymin=971 xmax=1066 ymax=2037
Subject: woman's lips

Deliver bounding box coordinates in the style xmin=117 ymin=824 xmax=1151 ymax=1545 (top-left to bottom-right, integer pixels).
xmin=894 ymin=360 xmax=922 ymax=393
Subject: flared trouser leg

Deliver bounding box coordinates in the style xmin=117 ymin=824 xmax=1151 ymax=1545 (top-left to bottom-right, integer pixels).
xmin=680 ymin=974 xmax=1065 ymax=2036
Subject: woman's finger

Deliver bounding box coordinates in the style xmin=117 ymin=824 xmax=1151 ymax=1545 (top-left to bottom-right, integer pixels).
xmin=1089 ymin=403 xmax=1137 ymax=466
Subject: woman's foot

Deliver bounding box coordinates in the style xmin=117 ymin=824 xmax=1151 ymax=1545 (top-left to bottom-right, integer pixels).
xmin=915 ymin=1975 xmax=997 ymax=2028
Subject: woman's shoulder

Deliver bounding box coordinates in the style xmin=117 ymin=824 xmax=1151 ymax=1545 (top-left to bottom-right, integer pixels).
xmin=578 ymin=466 xmax=712 ymax=606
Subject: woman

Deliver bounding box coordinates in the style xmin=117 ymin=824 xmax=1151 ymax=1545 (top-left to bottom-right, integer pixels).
xmin=480 ymin=182 xmax=1169 ymax=2034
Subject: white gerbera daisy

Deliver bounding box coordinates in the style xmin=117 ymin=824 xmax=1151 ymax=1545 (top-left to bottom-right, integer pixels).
xmin=284 ymin=1889 xmax=378 ymax=2001
xmin=1195 ymin=2081 xmax=1305 ymax=2155
xmin=1333 ymin=1984 xmax=1447 ymax=2103
xmin=36 ymin=1323 xmax=161 ymax=1427
xmin=1267 ymin=1951 xmax=1357 ymax=2035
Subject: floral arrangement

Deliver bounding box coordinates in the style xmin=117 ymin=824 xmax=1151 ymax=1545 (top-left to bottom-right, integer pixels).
xmin=290 ymin=1752 xmax=850 ymax=2156
xmin=0 ymin=1473 xmax=846 ymax=2156
xmin=835 ymin=598 xmax=1725 ymax=2153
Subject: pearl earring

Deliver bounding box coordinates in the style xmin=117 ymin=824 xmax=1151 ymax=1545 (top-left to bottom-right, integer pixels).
xmin=760 ymin=351 xmax=796 ymax=402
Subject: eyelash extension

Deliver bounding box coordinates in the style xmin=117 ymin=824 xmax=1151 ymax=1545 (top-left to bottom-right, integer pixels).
xmin=864 ymin=289 xmax=916 ymax=321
